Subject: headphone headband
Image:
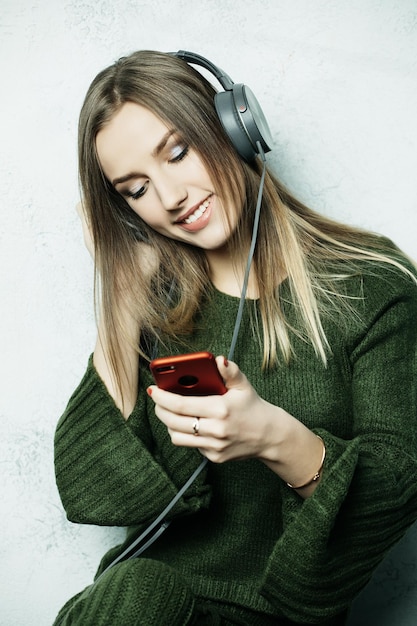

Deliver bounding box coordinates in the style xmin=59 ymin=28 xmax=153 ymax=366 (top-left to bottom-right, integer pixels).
xmin=174 ymin=50 xmax=235 ymax=91
xmin=171 ymin=50 xmax=273 ymax=162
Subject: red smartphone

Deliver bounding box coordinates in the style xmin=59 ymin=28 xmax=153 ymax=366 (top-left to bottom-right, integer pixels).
xmin=149 ymin=351 xmax=227 ymax=396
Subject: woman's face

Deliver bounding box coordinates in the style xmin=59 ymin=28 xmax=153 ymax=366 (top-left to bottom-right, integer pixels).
xmin=96 ymin=102 xmax=238 ymax=251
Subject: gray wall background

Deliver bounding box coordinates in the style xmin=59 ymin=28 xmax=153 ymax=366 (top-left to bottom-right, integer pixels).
xmin=1 ymin=1 xmax=416 ymax=624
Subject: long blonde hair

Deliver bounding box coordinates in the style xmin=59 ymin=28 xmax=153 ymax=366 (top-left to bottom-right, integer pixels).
xmin=78 ymin=50 xmax=416 ymax=395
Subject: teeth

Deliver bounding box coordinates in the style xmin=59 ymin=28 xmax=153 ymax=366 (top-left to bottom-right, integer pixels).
xmin=183 ymin=200 xmax=209 ymax=224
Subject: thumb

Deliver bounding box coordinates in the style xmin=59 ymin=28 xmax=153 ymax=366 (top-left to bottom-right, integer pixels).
xmin=215 ymin=356 xmax=246 ymax=390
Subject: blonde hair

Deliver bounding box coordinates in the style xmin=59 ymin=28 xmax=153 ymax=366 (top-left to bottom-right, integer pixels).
xmin=78 ymin=50 xmax=416 ymax=396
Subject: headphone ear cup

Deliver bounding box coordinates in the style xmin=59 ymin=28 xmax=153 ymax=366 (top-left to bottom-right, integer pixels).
xmin=215 ymin=85 xmax=273 ymax=163
xmin=214 ymin=91 xmax=257 ymax=162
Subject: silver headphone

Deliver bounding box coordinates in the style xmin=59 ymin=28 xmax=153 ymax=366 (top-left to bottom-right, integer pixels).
xmin=173 ymin=50 xmax=273 ymax=162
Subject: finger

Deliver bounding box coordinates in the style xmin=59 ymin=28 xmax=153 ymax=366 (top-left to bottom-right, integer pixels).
xmin=156 ymin=401 xmax=213 ymax=440
xmin=76 ymin=200 xmax=85 ymax=218
xmin=76 ymin=201 xmax=95 ymax=257
xmin=167 ymin=426 xmax=228 ymax=451
xmin=148 ymin=385 xmax=225 ymax=420
xmin=165 ymin=416 xmax=218 ymax=448
xmin=162 ymin=413 xmax=203 ymax=437
xmin=167 ymin=432 xmax=215 ymax=449
xmin=215 ymin=356 xmax=247 ymax=390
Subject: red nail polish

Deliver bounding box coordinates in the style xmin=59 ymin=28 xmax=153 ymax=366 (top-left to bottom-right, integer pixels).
xmin=147 ymin=387 xmax=153 ymax=396
xmin=224 ymin=357 xmax=229 ymax=367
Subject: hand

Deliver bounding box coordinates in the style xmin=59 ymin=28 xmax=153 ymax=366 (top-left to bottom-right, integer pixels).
xmin=77 ymin=199 xmax=159 ymax=275
xmin=147 ymin=356 xmax=276 ymax=463
xmin=148 ymin=356 xmax=325 ymax=497
xmin=76 ymin=200 xmax=94 ymax=258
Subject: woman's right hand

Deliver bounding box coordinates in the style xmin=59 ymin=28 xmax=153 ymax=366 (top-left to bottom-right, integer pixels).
xmin=76 ymin=200 xmax=94 ymax=258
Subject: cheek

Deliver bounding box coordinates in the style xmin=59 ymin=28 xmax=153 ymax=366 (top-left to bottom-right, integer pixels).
xmin=129 ymin=205 xmax=173 ymax=239
xmin=128 ymin=201 xmax=160 ymax=228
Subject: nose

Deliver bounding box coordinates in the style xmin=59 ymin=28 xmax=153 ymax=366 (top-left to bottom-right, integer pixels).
xmin=156 ymin=173 xmax=188 ymax=212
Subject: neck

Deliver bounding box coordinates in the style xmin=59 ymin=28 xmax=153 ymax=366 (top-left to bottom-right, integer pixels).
xmin=205 ymin=246 xmax=259 ymax=299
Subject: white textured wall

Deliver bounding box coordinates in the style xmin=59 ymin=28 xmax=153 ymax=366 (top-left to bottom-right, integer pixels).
xmin=1 ymin=1 xmax=416 ymax=624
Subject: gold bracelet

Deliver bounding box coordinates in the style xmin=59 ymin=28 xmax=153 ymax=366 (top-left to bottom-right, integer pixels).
xmin=286 ymin=435 xmax=326 ymax=490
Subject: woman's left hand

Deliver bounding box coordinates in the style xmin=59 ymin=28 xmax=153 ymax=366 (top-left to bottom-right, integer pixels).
xmin=147 ymin=356 xmax=280 ymax=463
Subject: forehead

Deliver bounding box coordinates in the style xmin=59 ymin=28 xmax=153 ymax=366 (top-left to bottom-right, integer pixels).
xmin=96 ymin=102 xmax=170 ymax=179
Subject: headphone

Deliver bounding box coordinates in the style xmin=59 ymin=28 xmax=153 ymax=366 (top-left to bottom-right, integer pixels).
xmin=172 ymin=50 xmax=273 ymax=163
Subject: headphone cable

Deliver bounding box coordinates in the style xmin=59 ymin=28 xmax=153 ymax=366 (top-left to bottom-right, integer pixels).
xmin=93 ymin=143 xmax=267 ymax=581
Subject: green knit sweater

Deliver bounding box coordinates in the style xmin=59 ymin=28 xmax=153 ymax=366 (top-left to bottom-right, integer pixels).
xmin=54 ymin=261 xmax=417 ymax=624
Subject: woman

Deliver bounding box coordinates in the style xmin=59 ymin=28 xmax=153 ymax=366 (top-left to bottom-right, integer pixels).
xmin=53 ymin=50 xmax=417 ymax=625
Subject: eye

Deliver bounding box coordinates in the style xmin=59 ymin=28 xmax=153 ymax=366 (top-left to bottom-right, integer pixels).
xmin=126 ymin=182 xmax=147 ymax=201
xmin=169 ymin=143 xmax=189 ymax=163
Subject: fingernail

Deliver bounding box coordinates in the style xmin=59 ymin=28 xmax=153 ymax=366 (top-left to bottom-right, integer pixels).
xmin=146 ymin=387 xmax=153 ymax=396
xmin=224 ymin=357 xmax=229 ymax=367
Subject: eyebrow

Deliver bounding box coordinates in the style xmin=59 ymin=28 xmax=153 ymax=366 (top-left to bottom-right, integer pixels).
xmin=112 ymin=129 xmax=176 ymax=187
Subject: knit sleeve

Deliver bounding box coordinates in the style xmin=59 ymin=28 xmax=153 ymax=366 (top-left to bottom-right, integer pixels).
xmin=260 ymin=267 xmax=417 ymax=623
xmin=54 ymin=356 xmax=210 ymax=527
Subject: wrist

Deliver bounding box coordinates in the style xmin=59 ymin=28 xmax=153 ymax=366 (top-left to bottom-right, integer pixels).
xmin=258 ymin=405 xmax=326 ymax=497
xmin=257 ymin=403 xmax=293 ymax=464
xmin=286 ymin=435 xmax=326 ymax=490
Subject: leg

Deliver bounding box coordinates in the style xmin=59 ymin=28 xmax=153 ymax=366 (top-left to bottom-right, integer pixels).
xmin=53 ymin=559 xmax=197 ymax=626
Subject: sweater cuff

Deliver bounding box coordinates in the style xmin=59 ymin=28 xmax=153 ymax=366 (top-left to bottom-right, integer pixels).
xmin=54 ymin=356 xmax=211 ymax=527
xmin=260 ymin=432 xmax=359 ymax=622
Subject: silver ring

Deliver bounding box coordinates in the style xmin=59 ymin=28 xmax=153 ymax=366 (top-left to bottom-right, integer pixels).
xmin=192 ymin=418 xmax=200 ymax=436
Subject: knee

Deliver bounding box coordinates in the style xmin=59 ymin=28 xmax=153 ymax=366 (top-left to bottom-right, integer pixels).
xmin=56 ymin=559 xmax=196 ymax=626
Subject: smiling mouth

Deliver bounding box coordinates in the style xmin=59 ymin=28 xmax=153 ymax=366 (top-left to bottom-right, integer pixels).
xmin=180 ymin=198 xmax=211 ymax=224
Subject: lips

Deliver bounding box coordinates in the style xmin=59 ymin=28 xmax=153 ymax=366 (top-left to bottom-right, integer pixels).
xmin=182 ymin=198 xmax=210 ymax=224
xmin=176 ymin=195 xmax=213 ymax=232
